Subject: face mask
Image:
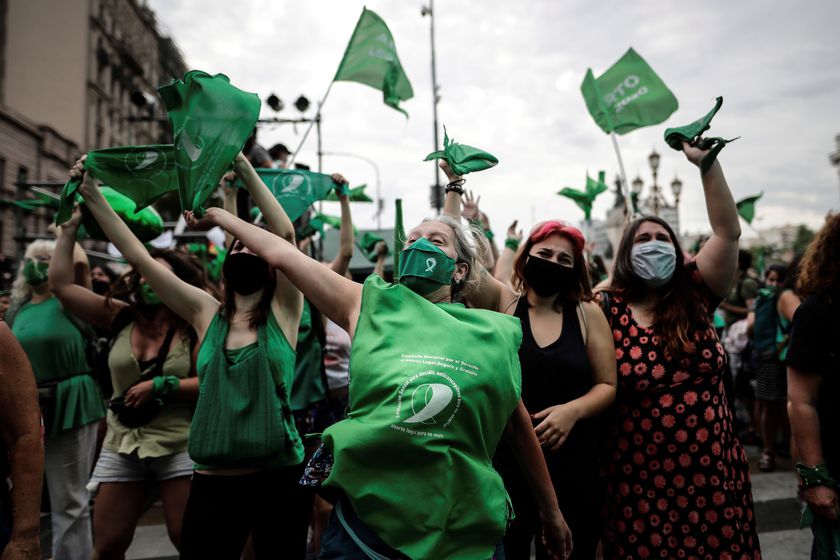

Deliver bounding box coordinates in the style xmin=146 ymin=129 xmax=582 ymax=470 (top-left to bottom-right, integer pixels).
xmin=92 ymin=279 xmax=111 ymax=295
xmin=524 ymin=256 xmax=577 ymax=297
xmin=631 ymin=240 xmax=677 ymax=288
xmin=139 ymin=282 xmax=162 ymax=306
xmin=223 ymin=252 xmax=270 ymax=296
xmin=398 ymin=238 xmax=457 ymax=296
xmin=23 ymin=260 xmax=49 ymax=286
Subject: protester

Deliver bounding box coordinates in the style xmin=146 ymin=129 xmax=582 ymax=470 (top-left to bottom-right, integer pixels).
xmin=786 ymin=213 xmax=840 ymax=555
xmin=599 ymin=143 xmax=760 ymax=558
xmin=454 ymin=176 xmax=616 ymax=559
xmin=71 ymin=151 xmax=311 ymax=559
xmin=90 ymin=263 xmax=119 ymax=296
xmin=0 ymin=321 xmax=44 ymax=559
xmin=50 ymin=210 xmax=202 ymax=558
xmin=7 ymin=239 xmax=106 ymax=560
xmin=268 ymin=143 xmax=291 ymax=168
xmin=185 ymin=201 xmax=573 ymax=559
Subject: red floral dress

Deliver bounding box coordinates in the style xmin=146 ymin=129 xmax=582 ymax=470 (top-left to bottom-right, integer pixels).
xmin=601 ymin=265 xmax=761 ymax=560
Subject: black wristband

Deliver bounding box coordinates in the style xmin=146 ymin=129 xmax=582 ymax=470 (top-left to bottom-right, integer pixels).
xmin=444 ymin=178 xmax=466 ymax=196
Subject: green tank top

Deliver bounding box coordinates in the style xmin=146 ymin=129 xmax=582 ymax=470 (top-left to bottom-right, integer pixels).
xmin=12 ymin=297 xmax=105 ymax=436
xmin=190 ymin=311 xmax=303 ymax=469
xmin=291 ymin=299 xmax=328 ymax=411
xmin=322 ymin=275 xmax=523 ymax=560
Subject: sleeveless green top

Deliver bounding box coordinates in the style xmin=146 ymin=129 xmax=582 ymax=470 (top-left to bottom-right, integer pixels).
xmin=104 ymin=322 xmax=193 ymax=458
xmin=12 ymin=297 xmax=106 ymax=436
xmin=191 ymin=311 xmax=303 ymax=469
xmin=322 ymin=275 xmax=523 ymax=560
xmin=291 ymin=299 xmax=327 ymax=411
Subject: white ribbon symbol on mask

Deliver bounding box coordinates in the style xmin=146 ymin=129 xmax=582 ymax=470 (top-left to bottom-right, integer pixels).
xmin=425 ymin=258 xmax=436 ymax=273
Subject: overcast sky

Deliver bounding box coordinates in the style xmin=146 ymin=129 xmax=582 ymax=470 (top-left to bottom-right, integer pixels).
xmin=147 ymin=0 xmax=840 ymax=240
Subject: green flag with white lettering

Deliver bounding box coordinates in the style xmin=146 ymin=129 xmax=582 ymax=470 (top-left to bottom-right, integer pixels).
xmin=55 ymin=145 xmax=178 ymax=226
xmin=581 ymin=48 xmax=678 ymax=135
xmin=334 ymin=8 xmax=413 ymax=117
xmin=158 ymin=70 xmax=260 ymax=215
xmin=736 ymin=192 xmax=763 ymax=225
xmin=237 ymin=168 xmax=337 ymax=222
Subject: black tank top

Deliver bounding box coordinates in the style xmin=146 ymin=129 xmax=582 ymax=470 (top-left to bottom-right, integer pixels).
xmin=513 ymin=296 xmax=599 ymax=469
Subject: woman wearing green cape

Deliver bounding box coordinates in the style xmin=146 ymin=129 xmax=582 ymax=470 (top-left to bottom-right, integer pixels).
xmin=183 ymin=202 xmax=573 ymax=559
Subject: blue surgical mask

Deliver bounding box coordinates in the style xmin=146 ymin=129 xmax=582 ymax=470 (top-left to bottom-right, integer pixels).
xmin=631 ymin=240 xmax=676 ymax=288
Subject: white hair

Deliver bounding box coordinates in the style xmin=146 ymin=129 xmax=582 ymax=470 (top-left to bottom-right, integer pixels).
xmin=9 ymin=239 xmax=56 ymax=314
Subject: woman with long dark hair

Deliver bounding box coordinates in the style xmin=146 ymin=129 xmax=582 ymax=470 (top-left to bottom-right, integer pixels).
xmin=50 ymin=213 xmax=204 ymax=559
xmin=600 ymin=142 xmax=760 ymax=559
xmin=69 ymin=151 xmax=312 ymax=559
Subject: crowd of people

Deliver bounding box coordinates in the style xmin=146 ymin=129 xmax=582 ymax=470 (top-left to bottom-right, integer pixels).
xmin=0 ymin=128 xmax=838 ymax=560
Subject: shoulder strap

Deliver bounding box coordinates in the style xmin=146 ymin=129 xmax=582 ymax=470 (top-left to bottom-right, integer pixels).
xmin=148 ymin=325 xmax=179 ymax=378
xmin=502 ymin=294 xmax=522 ymax=316
xmin=576 ymin=301 xmax=589 ymax=347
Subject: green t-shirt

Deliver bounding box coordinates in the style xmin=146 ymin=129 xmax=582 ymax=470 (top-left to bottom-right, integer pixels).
xmin=11 ymin=297 xmax=105 ymax=435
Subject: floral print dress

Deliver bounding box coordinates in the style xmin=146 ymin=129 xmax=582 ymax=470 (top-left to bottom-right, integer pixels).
xmin=601 ymin=264 xmax=761 ymax=560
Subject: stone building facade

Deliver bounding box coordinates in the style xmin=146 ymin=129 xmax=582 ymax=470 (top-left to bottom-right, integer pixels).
xmin=0 ymin=0 xmax=187 ymax=265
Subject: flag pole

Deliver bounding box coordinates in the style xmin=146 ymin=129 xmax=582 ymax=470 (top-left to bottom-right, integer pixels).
xmin=610 ymin=131 xmax=636 ymax=220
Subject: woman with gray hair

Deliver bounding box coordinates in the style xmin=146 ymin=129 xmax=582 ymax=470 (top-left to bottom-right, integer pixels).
xmin=7 ymin=239 xmax=106 ymax=560
xmin=184 ymin=201 xmax=573 ymax=559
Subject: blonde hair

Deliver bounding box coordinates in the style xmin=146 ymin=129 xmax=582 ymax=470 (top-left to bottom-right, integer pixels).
xmin=9 ymin=239 xmax=56 ymax=313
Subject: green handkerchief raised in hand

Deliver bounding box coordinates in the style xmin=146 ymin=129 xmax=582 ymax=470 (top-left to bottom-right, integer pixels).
xmin=237 ymin=168 xmax=337 ymax=222
xmin=56 ymin=145 xmax=178 ymax=226
xmin=79 ymin=187 xmax=164 ymax=242
xmin=424 ymin=127 xmax=498 ymax=176
xmin=664 ymin=96 xmax=738 ymax=173
xmin=325 ymin=184 xmax=373 ymax=202
xmin=158 ymin=70 xmax=260 ymax=215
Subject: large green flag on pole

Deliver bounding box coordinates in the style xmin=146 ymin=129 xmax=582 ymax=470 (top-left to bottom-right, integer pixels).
xmin=237 ymin=168 xmax=337 ymax=222
xmin=158 ymin=70 xmax=260 ymax=215
xmin=736 ymin=192 xmax=763 ymax=225
xmin=56 ymin=145 xmax=178 ymax=226
xmin=333 ymin=7 xmax=414 ymax=117
xmin=580 ymin=48 xmax=678 ymax=135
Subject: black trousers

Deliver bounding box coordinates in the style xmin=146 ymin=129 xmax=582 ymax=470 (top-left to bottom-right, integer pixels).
xmin=180 ymin=464 xmax=313 ymax=560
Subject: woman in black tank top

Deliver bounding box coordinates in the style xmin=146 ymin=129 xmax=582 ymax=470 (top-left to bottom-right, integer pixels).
xmin=489 ymin=220 xmax=617 ymax=560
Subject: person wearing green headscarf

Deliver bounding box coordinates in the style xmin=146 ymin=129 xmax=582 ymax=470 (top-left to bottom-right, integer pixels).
xmin=185 ymin=198 xmax=573 ymax=559
xmin=7 ymin=239 xmax=106 ymax=560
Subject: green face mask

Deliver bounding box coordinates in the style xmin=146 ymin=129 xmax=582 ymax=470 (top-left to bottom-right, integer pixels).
xmin=398 ymin=238 xmax=457 ymax=295
xmin=23 ymin=260 xmax=49 ymax=286
xmin=139 ymin=282 xmax=162 ymax=306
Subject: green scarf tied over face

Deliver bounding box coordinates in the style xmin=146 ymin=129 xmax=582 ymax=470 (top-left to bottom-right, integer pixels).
xmin=23 ymin=260 xmax=49 ymax=286
xmin=664 ymin=96 xmax=739 ymax=174
xmin=79 ymin=187 xmax=164 ymax=242
xmin=398 ymin=238 xmax=456 ymax=295
xmin=424 ymin=126 xmax=498 ymax=176
xmin=56 ymin=145 xmax=178 ymax=227
xmin=158 ymin=70 xmax=260 ymax=215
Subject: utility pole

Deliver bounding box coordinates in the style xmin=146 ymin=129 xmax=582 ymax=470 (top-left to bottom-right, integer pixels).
xmin=422 ymin=1 xmax=442 ymax=213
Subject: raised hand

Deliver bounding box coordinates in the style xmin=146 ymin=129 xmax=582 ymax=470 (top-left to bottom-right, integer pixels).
xmin=462 ymin=190 xmax=481 ymax=220
xmin=507 ymin=220 xmax=523 ymax=243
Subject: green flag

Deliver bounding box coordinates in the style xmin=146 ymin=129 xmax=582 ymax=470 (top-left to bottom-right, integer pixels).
xmin=1 ymin=191 xmax=59 ymax=213
xmin=581 ymin=48 xmax=678 ymax=135
xmin=56 ymin=145 xmax=178 ymax=225
xmin=394 ymin=198 xmax=405 ymax=280
xmin=736 ymin=192 xmax=763 ymax=225
xmin=334 ymin=8 xmax=413 ymax=117
xmin=325 ymin=184 xmax=374 ymax=202
xmin=158 ymin=70 xmax=260 ymax=215
xmin=237 ymin=168 xmax=337 ymax=222
xmin=424 ymin=126 xmax=499 ymax=176
xmin=557 ymin=170 xmax=608 ymax=220
xmin=78 ymin=187 xmax=164 ymax=242
xmin=358 ymin=231 xmax=389 ymax=262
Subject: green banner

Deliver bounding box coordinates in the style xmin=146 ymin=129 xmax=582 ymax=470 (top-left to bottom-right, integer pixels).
xmin=581 ymin=48 xmax=678 ymax=135
xmin=736 ymin=192 xmax=763 ymax=225
xmin=238 ymin=168 xmax=337 ymax=222
xmin=158 ymin=70 xmax=260 ymax=215
xmin=334 ymin=8 xmax=413 ymax=117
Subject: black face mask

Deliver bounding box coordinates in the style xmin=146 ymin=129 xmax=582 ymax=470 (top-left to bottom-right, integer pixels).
xmin=524 ymin=255 xmax=577 ymax=297
xmin=91 ymin=279 xmax=111 ymax=295
xmin=223 ymin=252 xmax=270 ymax=295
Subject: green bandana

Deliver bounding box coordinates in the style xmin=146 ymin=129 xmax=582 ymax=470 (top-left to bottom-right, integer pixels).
xmin=359 ymin=231 xmax=389 ymax=262
xmin=139 ymin=282 xmax=162 ymax=306
xmin=237 ymin=168 xmax=337 ymax=222
xmin=663 ymin=96 xmax=739 ymax=174
xmin=79 ymin=187 xmax=164 ymax=242
xmin=325 ymin=184 xmax=374 ymax=202
xmin=398 ymin=238 xmax=456 ymax=295
xmin=23 ymin=260 xmax=49 ymax=286
xmin=424 ymin=126 xmax=498 ymax=176
xmin=158 ymin=70 xmax=260 ymax=215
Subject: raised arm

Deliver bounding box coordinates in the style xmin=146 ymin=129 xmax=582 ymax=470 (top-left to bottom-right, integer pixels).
xmin=493 ymin=221 xmax=522 ymax=286
xmin=234 ymin=152 xmax=294 ymax=242
xmin=0 ymin=322 xmax=44 ymax=560
xmin=330 ymin=174 xmax=355 ymax=275
xmin=221 ymin=171 xmax=238 ymax=248
xmin=193 ymin=207 xmax=362 ymax=337
xmin=49 ymin=209 xmax=127 ymax=330
xmin=688 ymin=142 xmax=741 ymax=298
xmin=440 ymin=161 xmax=463 ymax=219
xmin=72 ymin=160 xmax=219 ymax=336
xmin=372 ymin=241 xmax=388 ymax=279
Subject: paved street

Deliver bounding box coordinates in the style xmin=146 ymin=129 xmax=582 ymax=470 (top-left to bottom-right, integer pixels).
xmin=35 ymin=446 xmax=811 ymax=559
